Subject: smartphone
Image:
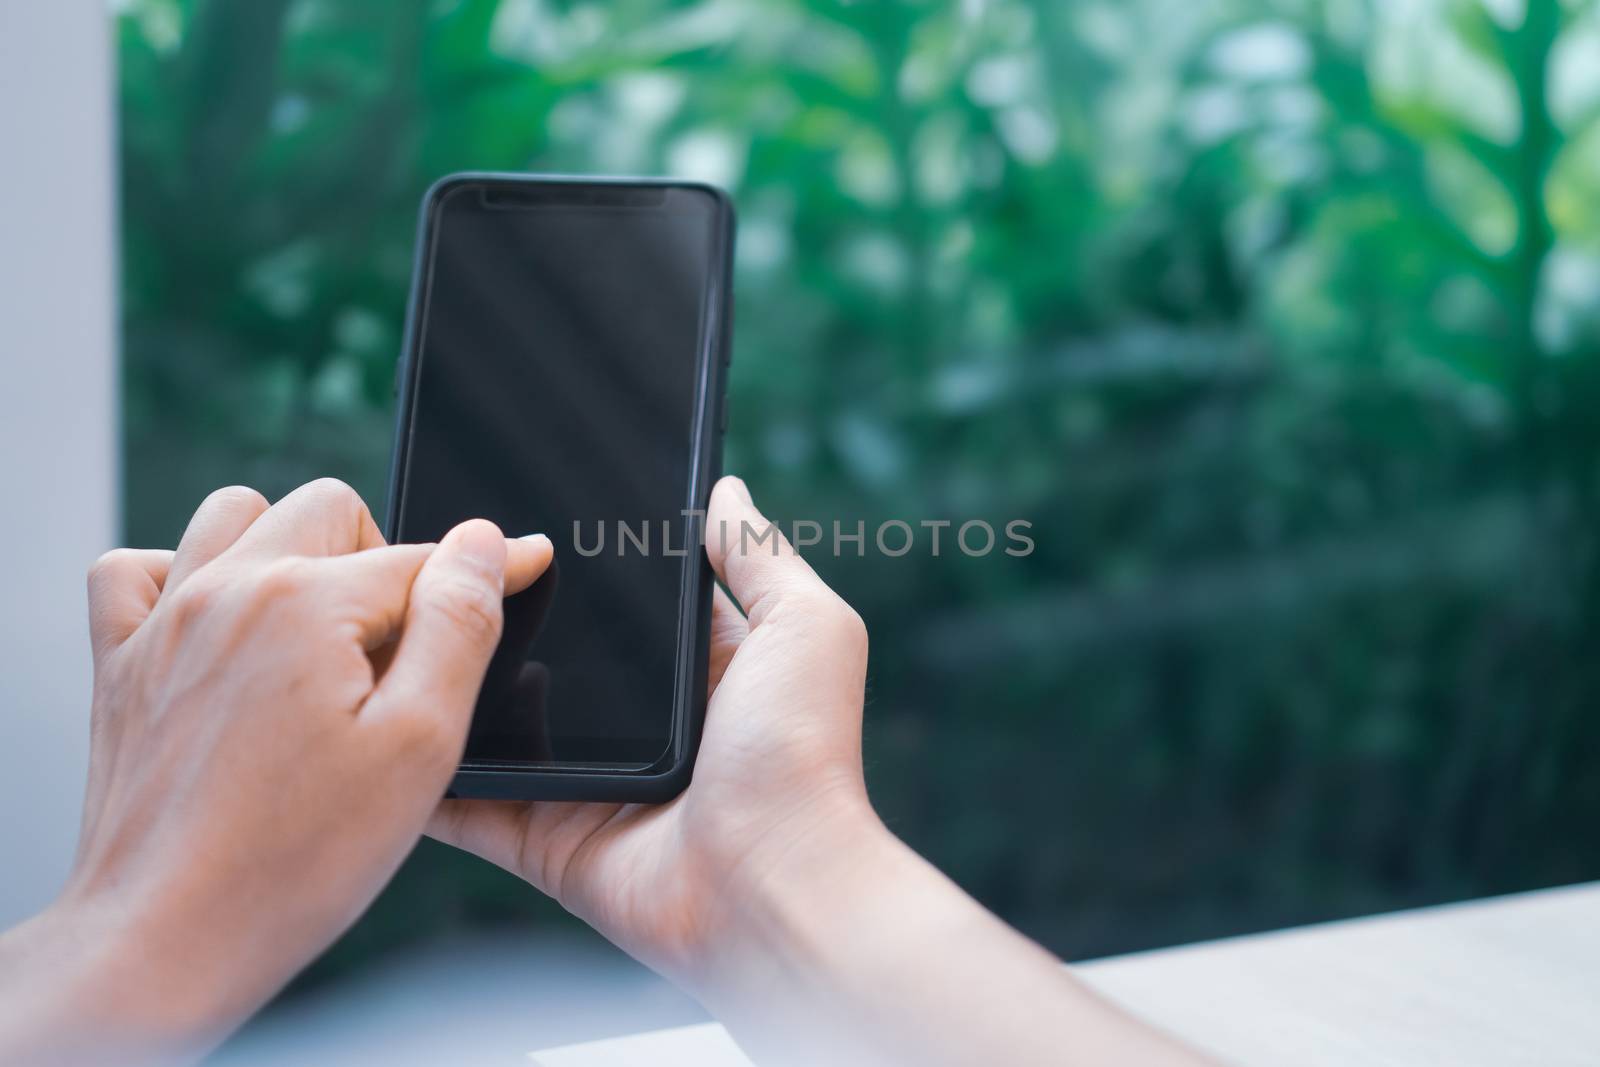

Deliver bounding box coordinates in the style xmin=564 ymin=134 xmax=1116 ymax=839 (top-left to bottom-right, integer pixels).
xmin=385 ymin=173 xmax=734 ymax=802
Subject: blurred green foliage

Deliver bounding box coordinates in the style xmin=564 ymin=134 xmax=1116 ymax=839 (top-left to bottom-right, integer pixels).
xmin=119 ymin=0 xmax=1600 ymax=970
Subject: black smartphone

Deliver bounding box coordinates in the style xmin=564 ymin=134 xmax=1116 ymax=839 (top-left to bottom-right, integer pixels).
xmin=385 ymin=173 xmax=734 ymax=802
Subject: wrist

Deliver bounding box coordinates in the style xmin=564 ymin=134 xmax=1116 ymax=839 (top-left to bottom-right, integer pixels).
xmin=685 ymin=806 xmax=1212 ymax=1067
xmin=685 ymin=794 xmax=928 ymax=1036
xmin=0 ymin=891 xmax=240 ymax=1065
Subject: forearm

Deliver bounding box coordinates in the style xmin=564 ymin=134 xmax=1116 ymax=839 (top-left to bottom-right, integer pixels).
xmin=0 ymin=897 xmax=236 ymax=1066
xmin=695 ymin=816 xmax=1209 ymax=1067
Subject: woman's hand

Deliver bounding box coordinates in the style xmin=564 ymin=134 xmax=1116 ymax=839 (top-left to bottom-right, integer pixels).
xmin=0 ymin=479 xmax=551 ymax=1065
xmin=431 ymin=477 xmax=1208 ymax=1067
xmin=428 ymin=475 xmax=878 ymax=985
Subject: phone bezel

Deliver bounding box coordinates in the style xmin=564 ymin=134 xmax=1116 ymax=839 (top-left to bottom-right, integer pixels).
xmin=384 ymin=172 xmax=734 ymax=803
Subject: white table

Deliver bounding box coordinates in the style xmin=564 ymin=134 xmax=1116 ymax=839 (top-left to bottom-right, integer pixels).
xmin=530 ymin=882 xmax=1600 ymax=1066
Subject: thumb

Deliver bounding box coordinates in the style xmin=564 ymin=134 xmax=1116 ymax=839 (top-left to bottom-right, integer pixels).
xmin=364 ymin=519 xmax=508 ymax=742
xmin=704 ymin=477 xmax=869 ymax=758
xmin=707 ymin=476 xmax=847 ymax=630
xmin=706 ymin=477 xmax=868 ymax=672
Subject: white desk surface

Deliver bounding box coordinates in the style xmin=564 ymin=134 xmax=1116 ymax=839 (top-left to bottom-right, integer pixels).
xmin=530 ymin=881 xmax=1600 ymax=1066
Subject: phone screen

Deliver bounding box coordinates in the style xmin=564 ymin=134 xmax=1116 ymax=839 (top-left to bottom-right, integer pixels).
xmin=394 ymin=181 xmax=721 ymax=770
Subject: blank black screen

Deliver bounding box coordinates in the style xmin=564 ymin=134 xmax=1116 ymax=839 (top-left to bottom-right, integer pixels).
xmin=396 ymin=182 xmax=717 ymax=768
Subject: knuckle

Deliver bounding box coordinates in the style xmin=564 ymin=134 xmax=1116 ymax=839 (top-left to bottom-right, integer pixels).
xmin=303 ymin=477 xmax=363 ymax=515
xmin=250 ymin=557 xmax=313 ymax=602
xmin=167 ymin=574 xmax=222 ymax=625
xmin=203 ymin=484 xmax=269 ymax=515
xmin=86 ymin=548 xmax=137 ymax=594
xmin=300 ymin=477 xmax=372 ymax=539
xmin=770 ymin=586 xmax=868 ymax=651
xmin=829 ymin=597 xmax=869 ymax=651
xmin=424 ymin=578 xmax=503 ymax=644
xmin=389 ymin=710 xmax=460 ymax=769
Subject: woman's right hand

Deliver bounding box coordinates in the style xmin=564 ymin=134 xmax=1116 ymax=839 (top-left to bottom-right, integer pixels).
xmin=0 ymin=479 xmax=552 ymax=1066
xmin=431 ymin=475 xmax=1209 ymax=1067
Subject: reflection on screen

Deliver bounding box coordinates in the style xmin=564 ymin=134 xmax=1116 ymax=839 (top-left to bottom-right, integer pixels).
xmin=396 ymin=183 xmax=716 ymax=768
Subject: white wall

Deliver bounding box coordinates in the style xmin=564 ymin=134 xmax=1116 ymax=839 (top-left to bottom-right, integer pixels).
xmin=0 ymin=5 xmax=116 ymax=925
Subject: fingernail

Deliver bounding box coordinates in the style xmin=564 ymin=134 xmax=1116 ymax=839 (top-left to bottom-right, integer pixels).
xmin=725 ymin=476 xmax=752 ymax=504
xmin=519 ymin=533 xmax=552 ymax=552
